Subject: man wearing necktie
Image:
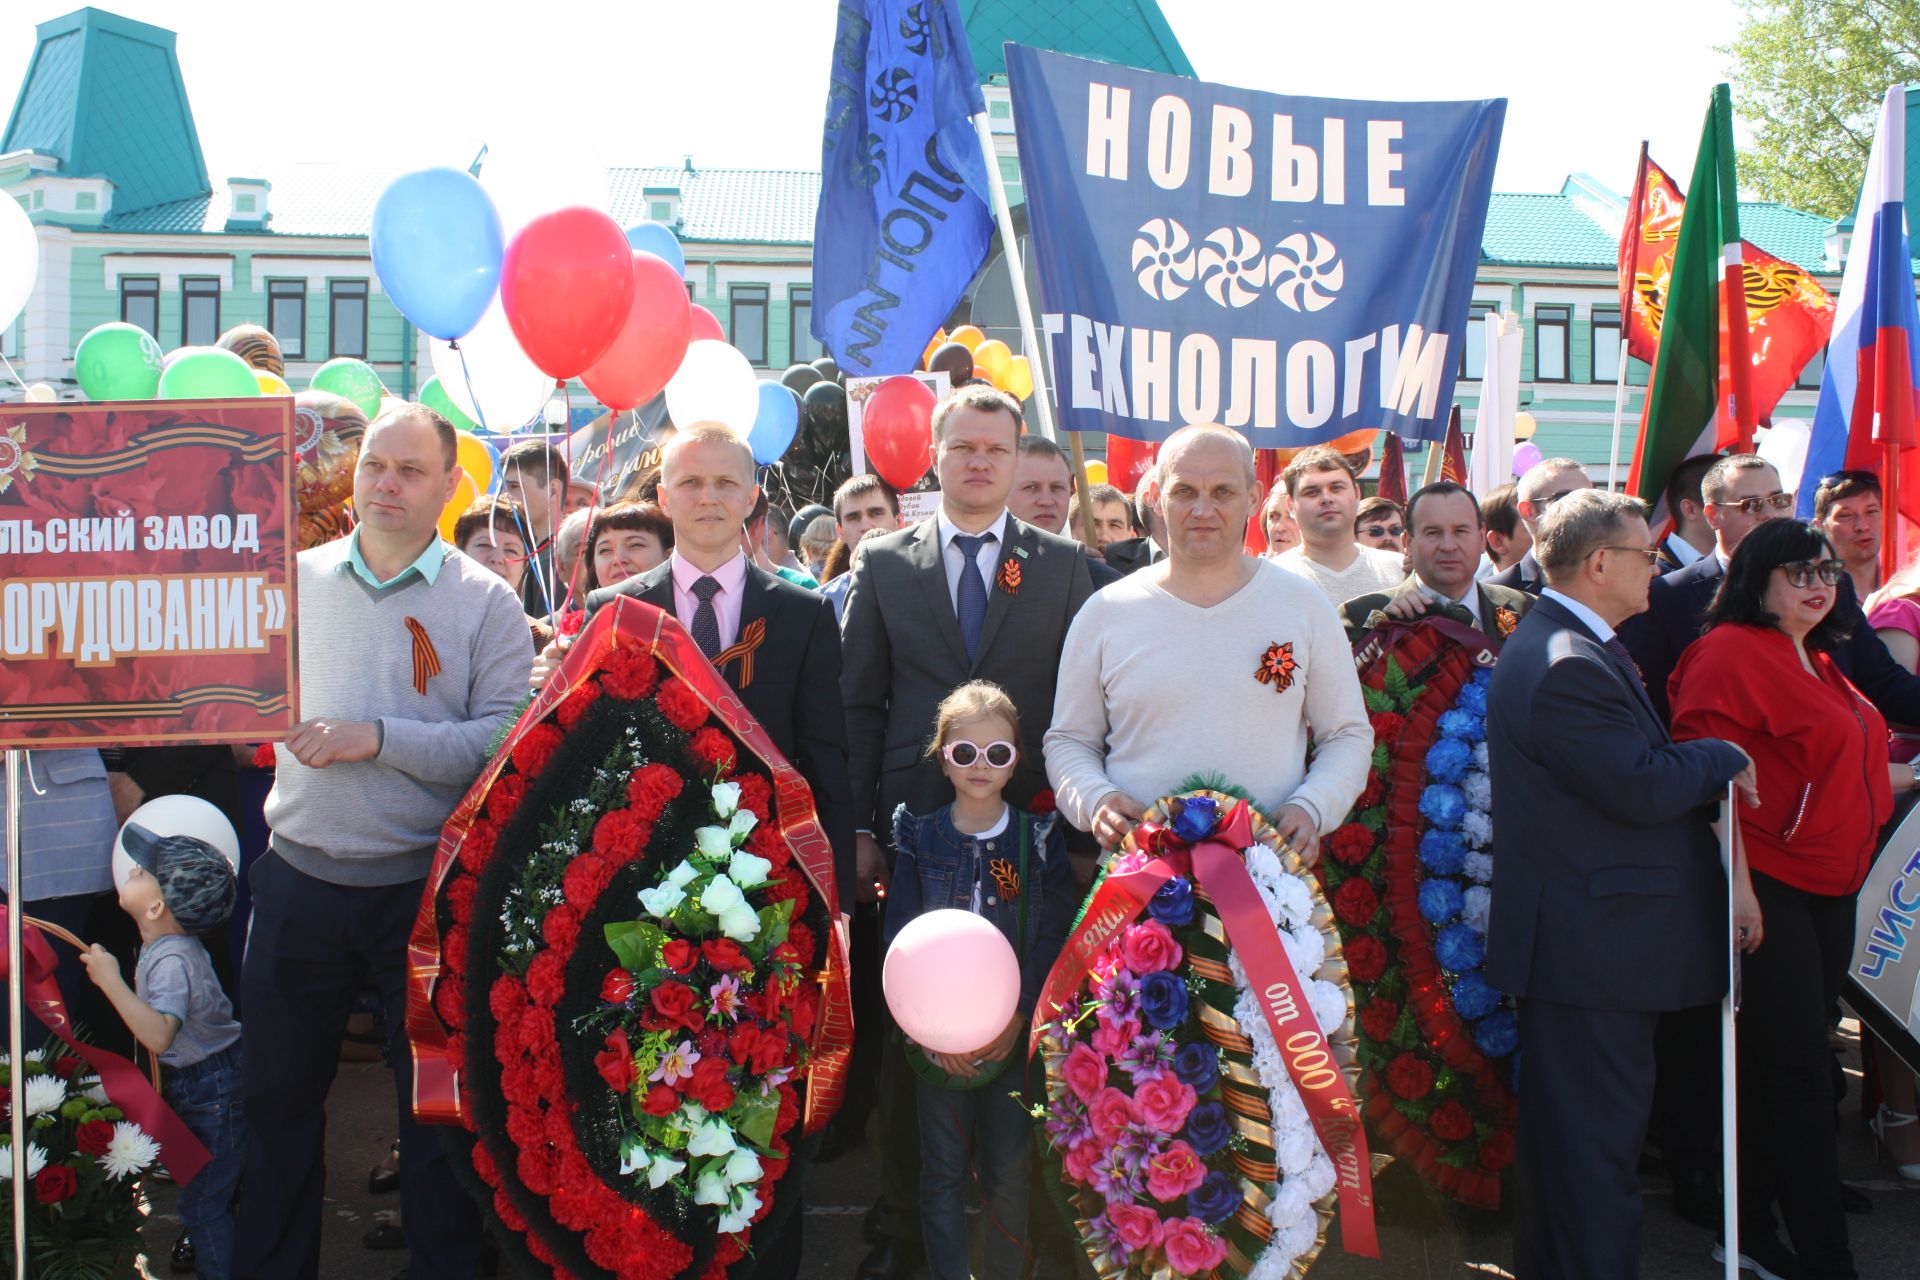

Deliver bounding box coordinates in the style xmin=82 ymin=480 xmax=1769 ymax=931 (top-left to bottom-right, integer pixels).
xmin=1337 ymin=480 xmax=1535 ymax=646
xmin=838 ymin=384 xmax=1095 ymax=1280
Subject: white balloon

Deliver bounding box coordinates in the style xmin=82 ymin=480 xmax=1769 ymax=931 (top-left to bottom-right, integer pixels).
xmin=0 ymin=193 xmax=38 ymax=333
xmin=112 ymin=795 xmax=241 ymax=890
xmin=477 ymin=121 xmax=608 ymax=236
xmin=23 ymin=383 xmax=56 ymax=402
xmin=428 ymin=294 xmax=553 ymax=433
xmin=664 ymin=341 xmax=759 ymax=434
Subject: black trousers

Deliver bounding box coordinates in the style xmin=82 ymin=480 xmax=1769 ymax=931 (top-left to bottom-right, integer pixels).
xmin=1513 ymin=997 xmax=1659 ymax=1280
xmin=233 ymin=851 xmax=481 ymax=1280
xmin=1737 ymin=872 xmax=1856 ymax=1279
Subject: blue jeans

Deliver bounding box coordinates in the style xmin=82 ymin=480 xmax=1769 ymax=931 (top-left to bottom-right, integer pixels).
xmin=915 ymin=1073 xmax=1032 ymax=1280
xmin=169 ymin=1043 xmax=246 ymax=1280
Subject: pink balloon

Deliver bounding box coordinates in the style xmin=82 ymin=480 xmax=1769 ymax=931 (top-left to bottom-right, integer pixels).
xmin=1511 ymin=441 xmax=1544 ymax=477
xmin=689 ymin=305 xmax=724 ymax=343
xmin=883 ymin=909 xmax=1020 ymax=1054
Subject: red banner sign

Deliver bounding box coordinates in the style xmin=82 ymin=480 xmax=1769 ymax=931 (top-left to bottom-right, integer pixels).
xmin=0 ymin=399 xmax=297 ymax=748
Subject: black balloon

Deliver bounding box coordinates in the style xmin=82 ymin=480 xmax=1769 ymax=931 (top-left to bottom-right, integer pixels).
xmin=780 ymin=363 xmax=822 ymax=394
xmin=926 ymin=341 xmax=974 ymax=384
xmin=810 ymin=356 xmax=841 ymax=384
xmin=800 ymin=379 xmax=848 ymax=432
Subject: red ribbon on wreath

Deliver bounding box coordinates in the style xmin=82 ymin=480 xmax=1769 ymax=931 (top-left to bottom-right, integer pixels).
xmin=1031 ymin=801 xmax=1380 ymax=1258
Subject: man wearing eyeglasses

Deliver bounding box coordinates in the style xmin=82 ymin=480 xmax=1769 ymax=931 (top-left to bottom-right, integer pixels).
xmin=1488 ymin=456 xmax=1593 ymax=595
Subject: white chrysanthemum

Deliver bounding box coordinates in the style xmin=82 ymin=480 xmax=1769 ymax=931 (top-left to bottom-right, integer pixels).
xmin=0 ymin=1141 xmax=47 ymax=1181
xmin=1472 ymin=742 xmax=1490 ymax=770
xmin=1300 ymin=1149 xmax=1337 ymax=1200
xmin=1276 ymin=1218 xmax=1318 ymax=1266
xmin=1464 ymin=851 xmax=1496 ymax=884
xmin=1281 ymin=924 xmax=1325 ymax=978
xmin=1268 ymin=1177 xmax=1313 ymax=1230
xmin=1308 ymin=979 xmax=1347 ymax=1035
xmin=1270 ymin=1083 xmax=1309 ymax=1129
xmin=22 ymin=1073 xmax=66 ymax=1117
xmin=1460 ymin=810 xmax=1493 ymax=848
xmin=1462 ymin=886 xmax=1493 ymax=934
xmin=98 ymin=1122 xmax=159 ymax=1180
xmin=1462 ymin=770 xmax=1492 ymax=811
xmin=1275 ymin=1123 xmax=1316 ymax=1176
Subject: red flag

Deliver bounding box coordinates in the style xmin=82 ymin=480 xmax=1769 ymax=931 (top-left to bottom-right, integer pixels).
xmin=1440 ymin=407 xmax=1468 ymax=484
xmin=1376 ymin=432 xmax=1408 ymax=505
xmin=1104 ymin=435 xmax=1160 ymax=495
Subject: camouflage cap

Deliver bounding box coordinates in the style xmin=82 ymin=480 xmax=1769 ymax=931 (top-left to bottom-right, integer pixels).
xmin=120 ymin=824 xmax=237 ymax=935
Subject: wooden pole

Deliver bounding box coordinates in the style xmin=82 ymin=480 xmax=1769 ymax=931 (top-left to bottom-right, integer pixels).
xmin=7 ymin=750 xmax=27 ymax=1280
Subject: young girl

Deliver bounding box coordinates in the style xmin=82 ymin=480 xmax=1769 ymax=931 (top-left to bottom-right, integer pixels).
xmin=884 ymin=681 xmax=1075 ymax=1280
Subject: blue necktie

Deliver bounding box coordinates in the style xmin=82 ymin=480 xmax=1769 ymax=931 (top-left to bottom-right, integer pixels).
xmin=953 ymin=532 xmax=995 ymax=663
xmin=690 ymin=575 xmax=723 ymax=659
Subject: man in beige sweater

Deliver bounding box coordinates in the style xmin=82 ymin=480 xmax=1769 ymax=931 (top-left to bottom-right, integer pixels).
xmin=1044 ymin=425 xmax=1372 ymax=863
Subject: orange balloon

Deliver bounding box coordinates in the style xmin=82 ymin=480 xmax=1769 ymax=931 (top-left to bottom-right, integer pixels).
xmin=436 ymin=468 xmax=479 ymax=541
xmin=1327 ymin=428 xmax=1378 ymax=453
xmin=973 ymin=339 xmax=1013 ymax=387
xmin=920 ymin=328 xmax=948 ymax=371
xmin=1003 ymin=355 xmax=1035 ymax=401
xmin=947 ymin=324 xmax=986 ymax=353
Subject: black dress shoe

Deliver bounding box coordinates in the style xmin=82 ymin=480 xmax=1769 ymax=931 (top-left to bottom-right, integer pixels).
xmin=815 ymin=1115 xmax=867 ymax=1165
xmin=1670 ymin=1167 xmax=1718 ymax=1229
xmin=169 ymin=1231 xmax=196 ymax=1275
xmin=368 ymin=1141 xmax=401 ymax=1195
xmin=364 ymin=1221 xmax=406 ymax=1250
xmin=856 ymin=1240 xmax=921 ymax=1280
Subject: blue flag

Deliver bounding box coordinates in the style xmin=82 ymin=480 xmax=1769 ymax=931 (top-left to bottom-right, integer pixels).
xmin=1005 ymin=46 xmax=1503 ymax=446
xmin=811 ymin=1 xmax=994 ymax=376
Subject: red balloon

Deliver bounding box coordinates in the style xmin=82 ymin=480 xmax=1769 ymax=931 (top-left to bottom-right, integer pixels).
xmin=580 ymin=252 xmax=694 ymax=411
xmin=863 ymin=376 xmax=937 ymax=491
xmin=689 ymin=305 xmax=724 ymax=343
xmin=500 ymin=206 xmax=635 ymax=379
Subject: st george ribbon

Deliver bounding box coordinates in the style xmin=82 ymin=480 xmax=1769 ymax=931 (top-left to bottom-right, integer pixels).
xmin=1005 ymin=45 xmax=1504 ymax=447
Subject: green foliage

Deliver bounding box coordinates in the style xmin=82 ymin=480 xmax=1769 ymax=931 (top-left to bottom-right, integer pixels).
xmin=1726 ymin=0 xmax=1920 ymax=218
xmin=1174 ymin=773 xmax=1251 ymax=801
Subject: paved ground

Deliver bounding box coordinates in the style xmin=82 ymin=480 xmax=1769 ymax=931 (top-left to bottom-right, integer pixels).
xmin=131 ymin=1018 xmax=1918 ymax=1279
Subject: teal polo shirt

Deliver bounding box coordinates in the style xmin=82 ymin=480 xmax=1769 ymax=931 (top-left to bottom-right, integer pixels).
xmin=342 ymin=530 xmax=450 ymax=590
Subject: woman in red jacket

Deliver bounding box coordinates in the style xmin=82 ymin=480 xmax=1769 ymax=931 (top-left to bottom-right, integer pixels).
xmin=1672 ymin=519 xmax=1911 ymax=1280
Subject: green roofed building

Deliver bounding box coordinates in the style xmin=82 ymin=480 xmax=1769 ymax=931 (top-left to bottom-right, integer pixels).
xmin=0 ymin=5 xmax=1860 ymax=476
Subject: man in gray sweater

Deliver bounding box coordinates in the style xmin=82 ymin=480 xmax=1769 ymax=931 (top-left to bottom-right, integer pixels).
xmin=235 ymin=406 xmax=530 ymax=1280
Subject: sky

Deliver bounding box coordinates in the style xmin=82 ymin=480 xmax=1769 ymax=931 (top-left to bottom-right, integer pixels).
xmin=0 ymin=0 xmax=1752 ymax=199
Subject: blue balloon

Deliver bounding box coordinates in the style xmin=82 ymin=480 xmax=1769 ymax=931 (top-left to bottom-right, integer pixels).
xmin=747 ymin=381 xmax=801 ymax=465
xmin=372 ymin=168 xmax=504 ymax=341
xmin=624 ymin=220 xmax=686 ymax=275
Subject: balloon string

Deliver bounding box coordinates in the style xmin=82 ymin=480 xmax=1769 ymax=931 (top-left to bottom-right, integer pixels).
xmin=0 ymin=351 xmax=29 ymax=393
xmin=451 ymin=340 xmax=492 ymax=435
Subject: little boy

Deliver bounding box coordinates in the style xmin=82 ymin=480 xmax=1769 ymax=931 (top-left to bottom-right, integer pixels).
xmin=80 ymin=825 xmax=245 ymax=1280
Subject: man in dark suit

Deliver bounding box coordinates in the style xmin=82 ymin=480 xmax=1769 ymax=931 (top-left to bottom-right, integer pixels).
xmin=1653 ymin=453 xmax=1719 ymax=576
xmin=1103 ymin=466 xmax=1166 ymax=576
xmin=1338 ymin=480 xmax=1536 ymax=644
xmin=1487 ymin=489 xmax=1756 ymax=1280
xmin=1011 ymin=434 xmax=1123 ymax=588
xmin=840 ymin=384 xmax=1095 ymax=1280
xmin=1488 ymin=455 xmax=1591 ymax=595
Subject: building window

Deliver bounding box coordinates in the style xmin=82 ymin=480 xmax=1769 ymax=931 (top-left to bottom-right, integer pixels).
xmin=120 ymin=276 xmax=160 ymax=337
xmin=75 ymin=191 xmax=96 ymax=212
xmin=267 ymin=280 xmax=306 ymax=360
xmin=30 ymin=191 xmax=42 ymax=209
xmin=1591 ymin=307 xmax=1622 ymax=383
xmin=181 ymin=276 xmax=221 ymax=348
xmin=789 ymin=286 xmax=821 ymax=363
xmin=649 ymin=200 xmax=673 ymax=222
xmin=1 ymin=318 xmax=17 ymax=360
xmin=998 ymin=155 xmax=1022 ymax=185
xmin=730 ymin=285 xmax=769 ymax=366
xmin=1457 ymin=302 xmax=1496 ymax=378
xmin=1533 ymin=305 xmax=1571 ymax=382
xmin=1797 ymin=349 xmax=1824 ymax=389
xmin=990 ymin=98 xmax=1012 ymax=120
xmin=328 ymin=280 xmax=368 ymax=359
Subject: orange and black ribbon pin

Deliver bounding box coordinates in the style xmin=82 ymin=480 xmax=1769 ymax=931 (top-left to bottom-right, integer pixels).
xmin=712 ymin=617 xmax=767 ymax=689
xmin=405 ymin=617 xmax=442 ymax=695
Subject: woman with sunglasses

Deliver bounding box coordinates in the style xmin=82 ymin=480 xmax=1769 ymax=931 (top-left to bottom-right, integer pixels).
xmin=883 ymin=680 xmax=1076 ymax=1280
xmin=1670 ymin=520 xmax=1910 ymax=1280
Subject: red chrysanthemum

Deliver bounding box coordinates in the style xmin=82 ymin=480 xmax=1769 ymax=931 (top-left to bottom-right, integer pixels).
xmin=627 ymin=763 xmax=684 ymax=820
xmin=543 ymin=905 xmax=581 ymax=954
xmin=526 ymin=951 xmax=566 ymax=1008
xmin=490 ymin=975 xmax=527 ymax=1025
xmin=1386 ymin=1052 xmax=1435 ymax=1100
xmin=1356 ymin=772 xmax=1386 ymax=810
xmin=735 ymin=773 xmax=773 ymax=819
xmin=688 ymin=726 xmax=737 ymax=774
xmin=446 ymin=875 xmax=477 ymax=926
xmin=487 ymin=774 xmax=529 ymax=823
xmin=1430 ymin=1099 xmax=1475 ymax=1142
xmin=1325 ymin=823 xmax=1376 ymax=868
xmin=1344 ymin=935 xmax=1387 ymax=984
xmin=512 ymin=722 xmax=566 ymax=779
xmin=1368 ymin=711 xmax=1406 ymax=744
xmin=786 ymin=921 xmax=818 ymax=967
xmin=601 ymin=643 xmax=659 ymax=701
xmin=591 ymin=808 xmax=648 ymax=860
xmin=435 ymin=979 xmax=466 ymax=1030
xmin=1358 ymin=998 xmax=1400 ymax=1043
xmin=458 ymin=822 xmax=499 ymax=874
xmin=562 ymin=854 xmax=613 ymax=907
xmin=555 ymin=680 xmax=602 ymax=728
xmin=1332 ymin=877 xmax=1380 ymax=927
xmin=654 ymin=678 xmax=709 ymax=731
xmin=471 ymin=1139 xmax=502 ymax=1188
xmin=1477 ymin=1130 xmax=1516 ymax=1170
xmin=1028 ymin=789 xmax=1057 ymax=816
xmin=442 ymin=926 xmax=469 ymax=976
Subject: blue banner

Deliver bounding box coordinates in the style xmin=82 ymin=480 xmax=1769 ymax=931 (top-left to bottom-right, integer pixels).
xmin=811 ymin=1 xmax=995 ymax=377
xmin=1005 ymin=46 xmax=1504 ymax=446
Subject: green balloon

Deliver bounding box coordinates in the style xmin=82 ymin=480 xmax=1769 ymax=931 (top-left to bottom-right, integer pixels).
xmin=74 ymin=322 xmax=165 ymax=401
xmin=419 ymin=375 xmax=479 ymax=433
xmin=310 ymin=358 xmax=385 ymax=419
xmin=156 ymin=346 xmax=262 ymax=400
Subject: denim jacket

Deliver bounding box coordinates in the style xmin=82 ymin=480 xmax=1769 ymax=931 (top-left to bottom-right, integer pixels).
xmin=883 ymin=803 xmax=1077 ymax=1017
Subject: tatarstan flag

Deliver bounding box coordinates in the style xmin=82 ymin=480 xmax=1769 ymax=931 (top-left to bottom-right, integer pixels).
xmin=1627 ymin=85 xmax=1757 ymax=509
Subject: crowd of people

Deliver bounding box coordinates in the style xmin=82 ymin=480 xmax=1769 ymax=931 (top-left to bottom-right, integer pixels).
xmin=7 ymin=382 xmax=1914 ymax=1280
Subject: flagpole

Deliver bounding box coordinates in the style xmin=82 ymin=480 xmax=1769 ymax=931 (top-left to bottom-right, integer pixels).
xmin=7 ymin=749 xmax=27 ymax=1280
xmin=1607 ymin=336 xmax=1630 ymax=491
xmin=1720 ymin=786 xmax=1740 ymax=1280
xmin=970 ymin=112 xmax=1099 ymax=547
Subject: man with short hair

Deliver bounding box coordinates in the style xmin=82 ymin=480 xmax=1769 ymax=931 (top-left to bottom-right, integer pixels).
xmin=1477 ymin=481 xmax=1530 ymax=579
xmin=1488 ymin=456 xmax=1592 ymax=594
xmin=498 ymin=439 xmax=570 ymax=618
xmin=1012 ymin=438 xmax=1122 ymax=587
xmin=744 ymin=491 xmax=819 ymax=588
xmin=236 ymin=406 xmax=531 ymax=1279
xmin=1353 ymin=495 xmax=1406 ymax=551
xmin=1047 ymin=424 xmax=1371 ymax=860
xmin=1815 ymin=468 xmax=1884 ymax=600
xmin=1269 ymin=445 xmax=1405 ymax=605
xmin=1486 ymin=488 xmax=1756 ymax=1280
xmin=1068 ymin=482 xmax=1133 ymax=551
xmin=1103 ymin=466 xmax=1166 ymax=576
xmin=821 ymin=475 xmax=901 ymax=622
xmin=1656 ymin=453 xmax=1720 ymax=574
xmin=1338 ymin=481 xmax=1534 ymax=643
xmin=565 ymin=477 xmax=597 ymax=517
xmin=840 ymin=384 xmax=1095 ymax=1280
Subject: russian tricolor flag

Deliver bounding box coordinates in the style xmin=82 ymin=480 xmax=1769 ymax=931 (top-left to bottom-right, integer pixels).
xmin=1772 ymin=86 xmax=1920 ymax=537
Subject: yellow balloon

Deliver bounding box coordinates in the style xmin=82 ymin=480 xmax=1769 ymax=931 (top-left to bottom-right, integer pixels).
xmin=973 ymin=339 xmax=1012 ymax=387
xmin=437 ymin=468 xmax=479 ymax=541
xmin=1003 ymin=355 xmax=1035 ymax=401
xmin=1084 ymin=460 xmax=1109 ymax=485
xmin=455 ymin=431 xmax=494 ymax=495
xmin=947 ymin=324 xmax=986 ymax=353
xmin=1513 ymin=410 xmax=1538 ymax=441
xmin=255 ymin=370 xmax=292 ymax=397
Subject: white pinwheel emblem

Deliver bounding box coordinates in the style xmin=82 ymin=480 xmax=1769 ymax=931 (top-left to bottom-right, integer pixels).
xmin=1195 ymin=227 xmax=1268 ymax=308
xmin=1268 ymin=233 xmax=1344 ymax=312
xmin=1130 ymin=218 xmax=1195 ymax=301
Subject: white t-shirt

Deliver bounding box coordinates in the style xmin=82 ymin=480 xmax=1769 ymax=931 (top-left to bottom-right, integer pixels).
xmin=1271 ymin=543 xmax=1407 ymax=610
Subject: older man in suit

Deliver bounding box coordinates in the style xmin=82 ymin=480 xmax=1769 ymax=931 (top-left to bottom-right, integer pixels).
xmin=1488 ymin=456 xmax=1592 ymax=596
xmin=1486 ymin=489 xmax=1756 ymax=1280
xmin=1339 ymin=480 xmax=1535 ymax=645
xmin=840 ymin=383 xmax=1095 ymax=1280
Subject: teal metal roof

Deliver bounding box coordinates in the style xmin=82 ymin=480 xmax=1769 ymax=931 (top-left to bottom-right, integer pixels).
xmin=1736 ymin=203 xmax=1838 ymax=274
xmin=962 ymin=0 xmax=1195 ymax=78
xmin=1480 ymin=193 xmax=1619 ymax=268
xmin=608 ymin=166 xmax=819 ymax=244
xmin=2 ymin=7 xmax=208 ymax=213
xmin=106 ymin=163 xmax=393 ymax=236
